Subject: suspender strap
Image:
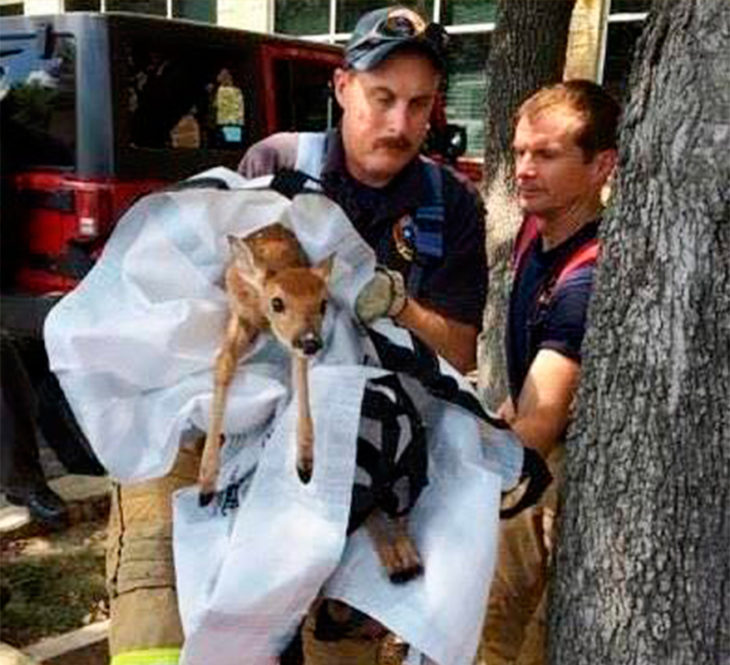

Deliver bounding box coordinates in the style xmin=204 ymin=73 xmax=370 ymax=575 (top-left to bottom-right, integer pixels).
xmin=294 ymin=137 xmax=446 ymax=297
xmin=407 ymin=161 xmax=445 ymax=295
xmin=294 ymin=132 xmax=328 ymax=181
xmin=555 ymin=240 xmax=600 ymax=287
xmin=412 ymin=161 xmax=445 ymax=259
xmin=512 ymin=214 xmax=540 ymax=275
xmin=512 ymin=215 xmax=601 ymax=290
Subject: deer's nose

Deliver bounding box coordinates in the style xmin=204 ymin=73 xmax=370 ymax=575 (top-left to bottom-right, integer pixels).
xmin=296 ymin=333 xmax=322 ymax=356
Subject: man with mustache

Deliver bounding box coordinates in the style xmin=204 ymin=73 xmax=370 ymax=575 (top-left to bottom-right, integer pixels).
xmin=240 ymin=6 xmax=486 ymax=377
xmin=480 ymin=80 xmax=619 ymax=665
xmin=239 ymin=6 xmax=487 ymax=663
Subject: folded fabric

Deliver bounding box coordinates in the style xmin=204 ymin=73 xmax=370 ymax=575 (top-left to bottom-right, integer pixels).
xmin=45 ymin=167 xmax=523 ymax=665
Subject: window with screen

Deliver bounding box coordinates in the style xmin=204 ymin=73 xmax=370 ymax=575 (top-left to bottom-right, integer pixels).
xmin=603 ymin=0 xmax=649 ymax=104
xmin=335 ymin=1 xmax=434 ymax=33
xmin=274 ymin=0 xmax=329 ymax=35
xmin=174 ymin=0 xmax=216 ymax=23
xmin=610 ymin=0 xmax=652 ymax=13
xmin=603 ymin=20 xmax=644 ymax=103
xmin=441 ymin=0 xmax=497 ymax=25
xmin=0 ymin=3 xmax=23 ymax=16
xmin=107 ymin=0 xmax=166 ymax=16
xmin=64 ymin=0 xmax=101 ymax=11
xmin=444 ymin=31 xmax=489 ymax=157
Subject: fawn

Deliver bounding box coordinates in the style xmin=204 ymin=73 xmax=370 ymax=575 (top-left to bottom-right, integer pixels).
xmin=198 ymin=222 xmax=423 ymax=585
xmin=198 ymin=223 xmax=333 ymax=505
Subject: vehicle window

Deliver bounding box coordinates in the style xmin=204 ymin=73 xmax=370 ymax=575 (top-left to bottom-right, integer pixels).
xmin=273 ymin=59 xmax=338 ymax=131
xmin=0 ymin=30 xmax=76 ymax=169
xmin=122 ymin=40 xmax=251 ymax=151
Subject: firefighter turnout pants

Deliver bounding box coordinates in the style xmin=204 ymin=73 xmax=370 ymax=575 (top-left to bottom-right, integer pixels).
xmin=106 ymin=443 xmax=392 ymax=665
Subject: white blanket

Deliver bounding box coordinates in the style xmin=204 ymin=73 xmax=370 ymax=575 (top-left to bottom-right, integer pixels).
xmin=44 ymin=167 xmax=523 ymax=665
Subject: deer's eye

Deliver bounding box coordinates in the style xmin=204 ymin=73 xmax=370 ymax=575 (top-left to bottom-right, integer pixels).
xmin=271 ymin=297 xmax=285 ymax=313
xmin=320 ymin=299 xmax=328 ymax=315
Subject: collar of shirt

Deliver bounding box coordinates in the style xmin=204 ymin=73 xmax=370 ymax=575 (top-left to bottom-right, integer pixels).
xmin=534 ymin=219 xmax=601 ymax=267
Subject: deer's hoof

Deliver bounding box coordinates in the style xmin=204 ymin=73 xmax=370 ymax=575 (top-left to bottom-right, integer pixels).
xmin=388 ymin=562 xmax=424 ymax=584
xmin=199 ymin=491 xmax=215 ymax=507
xmin=297 ymin=464 xmax=312 ymax=484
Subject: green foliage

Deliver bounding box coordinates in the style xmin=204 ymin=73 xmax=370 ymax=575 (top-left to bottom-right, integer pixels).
xmin=0 ymin=545 xmax=107 ymax=647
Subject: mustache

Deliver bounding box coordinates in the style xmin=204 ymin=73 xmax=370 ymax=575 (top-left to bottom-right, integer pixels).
xmin=373 ymin=135 xmax=413 ymax=151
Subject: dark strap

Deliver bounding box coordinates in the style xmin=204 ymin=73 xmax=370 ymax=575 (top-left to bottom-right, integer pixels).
xmin=366 ymin=328 xmax=510 ymax=431
xmin=270 ymin=168 xmax=323 ymax=199
xmin=412 ymin=161 xmax=445 ymax=259
xmin=364 ymin=328 xmax=553 ymax=518
xmin=498 ymin=447 xmax=554 ymax=520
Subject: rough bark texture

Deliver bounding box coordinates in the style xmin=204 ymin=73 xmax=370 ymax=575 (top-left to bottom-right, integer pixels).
xmin=478 ymin=0 xmax=576 ymax=407
xmin=550 ymin=1 xmax=730 ymax=663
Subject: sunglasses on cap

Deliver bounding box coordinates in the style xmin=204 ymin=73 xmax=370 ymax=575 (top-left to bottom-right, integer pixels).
xmin=345 ymin=7 xmax=449 ymax=71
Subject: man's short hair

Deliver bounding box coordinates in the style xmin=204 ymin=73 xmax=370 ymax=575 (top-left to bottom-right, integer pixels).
xmin=516 ymin=80 xmax=620 ymax=159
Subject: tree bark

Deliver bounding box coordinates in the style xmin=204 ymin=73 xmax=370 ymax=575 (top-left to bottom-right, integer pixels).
xmin=550 ymin=1 xmax=730 ymax=663
xmin=478 ymin=0 xmax=576 ymax=407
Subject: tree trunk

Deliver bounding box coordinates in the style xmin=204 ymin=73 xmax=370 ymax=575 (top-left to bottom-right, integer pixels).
xmin=550 ymin=1 xmax=730 ymax=663
xmin=478 ymin=0 xmax=576 ymax=407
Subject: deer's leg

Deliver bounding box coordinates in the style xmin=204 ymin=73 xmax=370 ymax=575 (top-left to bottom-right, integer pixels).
xmin=292 ymin=355 xmax=314 ymax=483
xmin=365 ymin=510 xmax=423 ymax=584
xmin=199 ymin=315 xmax=256 ymax=505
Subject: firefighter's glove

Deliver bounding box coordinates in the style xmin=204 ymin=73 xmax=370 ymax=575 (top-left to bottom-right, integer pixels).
xmin=355 ymin=267 xmax=408 ymax=324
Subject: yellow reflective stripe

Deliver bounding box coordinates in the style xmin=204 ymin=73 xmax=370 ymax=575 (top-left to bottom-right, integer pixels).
xmin=111 ymin=647 xmax=181 ymax=665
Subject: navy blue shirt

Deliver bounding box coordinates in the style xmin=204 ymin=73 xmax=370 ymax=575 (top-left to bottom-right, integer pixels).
xmin=506 ymin=221 xmax=599 ymax=403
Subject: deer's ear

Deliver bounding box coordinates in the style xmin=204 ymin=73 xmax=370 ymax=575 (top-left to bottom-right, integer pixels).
xmin=312 ymin=254 xmax=335 ymax=283
xmin=228 ymin=235 xmax=266 ymax=284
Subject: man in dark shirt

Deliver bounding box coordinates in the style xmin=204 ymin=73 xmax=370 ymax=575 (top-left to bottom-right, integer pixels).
xmin=506 ymin=221 xmax=598 ymax=404
xmin=480 ymin=81 xmax=619 ymax=665
xmin=239 ymin=8 xmax=486 ymax=376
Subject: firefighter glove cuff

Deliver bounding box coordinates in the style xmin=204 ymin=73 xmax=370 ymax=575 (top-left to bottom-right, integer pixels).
xmin=355 ymin=267 xmax=408 ymax=323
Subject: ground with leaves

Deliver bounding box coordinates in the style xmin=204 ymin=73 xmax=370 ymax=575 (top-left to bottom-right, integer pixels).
xmin=0 ymin=518 xmax=108 ymax=648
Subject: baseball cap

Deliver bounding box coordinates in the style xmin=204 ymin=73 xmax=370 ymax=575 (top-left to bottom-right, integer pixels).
xmin=344 ymin=6 xmax=449 ymax=72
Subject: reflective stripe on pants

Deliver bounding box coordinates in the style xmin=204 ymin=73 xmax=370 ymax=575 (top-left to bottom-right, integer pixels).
xmin=110 ymin=647 xmax=182 ymax=665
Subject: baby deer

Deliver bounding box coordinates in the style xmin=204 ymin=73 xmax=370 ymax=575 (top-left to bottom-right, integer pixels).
xmin=198 ymin=223 xmax=333 ymax=506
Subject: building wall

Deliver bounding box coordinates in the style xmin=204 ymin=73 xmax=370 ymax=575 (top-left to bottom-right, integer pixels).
xmin=22 ymin=0 xmax=63 ymax=13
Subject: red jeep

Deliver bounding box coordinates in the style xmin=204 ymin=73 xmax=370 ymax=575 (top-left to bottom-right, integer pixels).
xmin=0 ymin=12 xmax=343 ymax=470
